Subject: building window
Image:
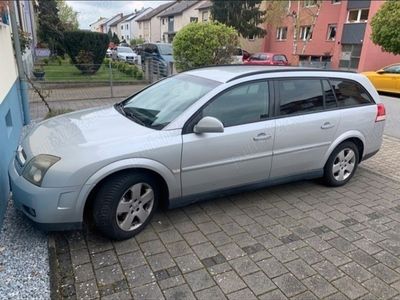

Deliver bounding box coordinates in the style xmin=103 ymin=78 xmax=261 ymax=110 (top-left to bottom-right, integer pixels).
xmin=162 ymin=18 xmax=165 ymax=25
xmin=121 ymin=35 xmax=124 ymax=40
xmin=202 ymin=11 xmax=209 ymax=22
xmin=139 ymin=22 xmax=141 ymax=29
xmin=190 ymin=17 xmax=198 ymax=23
xmin=303 ymin=0 xmax=318 ymax=7
xmin=299 ymin=26 xmax=312 ymax=41
xmin=347 ymin=9 xmax=369 ymax=23
xmin=126 ymin=35 xmax=129 ymax=40
xmin=276 ymin=27 xmax=288 ymax=40
xmin=331 ymin=0 xmax=340 ymax=4
xmin=126 ymin=24 xmax=128 ymax=30
xmin=121 ymin=25 xmax=123 ymax=30
xmin=327 ymin=24 xmax=336 ymax=41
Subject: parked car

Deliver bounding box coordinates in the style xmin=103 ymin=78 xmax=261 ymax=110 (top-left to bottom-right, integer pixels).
xmin=9 ymin=66 xmax=385 ymax=240
xmin=115 ymin=46 xmax=138 ymax=64
xmin=106 ymin=48 xmax=113 ymax=58
xmin=119 ymin=42 xmax=130 ymax=47
xmin=244 ymin=52 xmax=289 ymax=66
xmin=141 ymin=43 xmax=174 ymax=76
xmin=231 ymin=48 xmax=251 ymax=64
xmin=362 ymin=63 xmax=400 ymax=94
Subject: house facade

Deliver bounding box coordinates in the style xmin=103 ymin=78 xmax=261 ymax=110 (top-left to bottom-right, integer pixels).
xmin=101 ymin=13 xmax=123 ymax=34
xmin=89 ymin=17 xmax=106 ymax=32
xmin=136 ymin=2 xmax=175 ymax=43
xmin=0 ymin=2 xmax=29 ymax=227
xmin=263 ymin=0 xmax=399 ymax=72
xmin=159 ymin=1 xmax=203 ymax=43
xmin=127 ymin=8 xmax=152 ymax=42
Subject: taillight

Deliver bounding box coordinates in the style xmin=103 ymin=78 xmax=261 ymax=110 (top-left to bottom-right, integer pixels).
xmin=376 ymin=103 xmax=386 ymax=122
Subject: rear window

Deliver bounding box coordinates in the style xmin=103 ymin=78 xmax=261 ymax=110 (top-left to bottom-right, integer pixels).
xmin=278 ymin=79 xmax=324 ymax=116
xmin=329 ymin=79 xmax=372 ymax=107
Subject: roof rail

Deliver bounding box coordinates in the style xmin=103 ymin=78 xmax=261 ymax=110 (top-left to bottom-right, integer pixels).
xmin=226 ymin=68 xmax=356 ymax=82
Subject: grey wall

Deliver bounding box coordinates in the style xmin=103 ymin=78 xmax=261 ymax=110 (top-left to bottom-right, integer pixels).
xmin=341 ymin=23 xmax=367 ymax=44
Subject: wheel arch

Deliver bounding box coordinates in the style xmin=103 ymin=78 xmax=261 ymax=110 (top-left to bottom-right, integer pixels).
xmin=76 ymin=158 xmax=180 ymax=224
xmin=323 ymin=131 xmax=365 ymax=166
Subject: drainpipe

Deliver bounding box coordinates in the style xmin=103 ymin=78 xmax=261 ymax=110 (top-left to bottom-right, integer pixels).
xmin=9 ymin=4 xmax=30 ymax=125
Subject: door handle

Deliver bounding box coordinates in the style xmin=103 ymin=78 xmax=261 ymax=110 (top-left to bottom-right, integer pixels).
xmin=253 ymin=133 xmax=272 ymax=141
xmin=321 ymin=122 xmax=335 ymax=129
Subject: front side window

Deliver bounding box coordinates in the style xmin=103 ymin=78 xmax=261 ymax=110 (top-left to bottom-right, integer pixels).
xmin=120 ymin=74 xmax=219 ymax=129
xmin=278 ymin=79 xmax=324 ymax=116
xmin=201 ymin=81 xmax=269 ymax=128
xmin=383 ymin=64 xmax=400 ymax=73
xmin=276 ymin=27 xmax=288 ymax=40
xmin=330 ymin=79 xmax=372 ymax=107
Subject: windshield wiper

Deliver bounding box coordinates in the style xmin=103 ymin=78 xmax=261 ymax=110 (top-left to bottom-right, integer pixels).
xmin=123 ymin=108 xmax=147 ymax=126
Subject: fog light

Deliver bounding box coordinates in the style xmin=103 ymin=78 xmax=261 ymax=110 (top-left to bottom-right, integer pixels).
xmin=23 ymin=205 xmax=36 ymax=217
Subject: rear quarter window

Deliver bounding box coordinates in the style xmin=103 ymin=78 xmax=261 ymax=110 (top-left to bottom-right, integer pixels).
xmin=329 ymin=79 xmax=373 ymax=107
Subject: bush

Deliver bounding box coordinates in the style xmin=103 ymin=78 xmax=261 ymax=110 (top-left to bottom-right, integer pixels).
xmin=43 ymin=58 xmax=49 ymax=65
xmin=64 ymin=30 xmax=109 ymax=74
xmin=173 ymin=22 xmax=238 ymax=71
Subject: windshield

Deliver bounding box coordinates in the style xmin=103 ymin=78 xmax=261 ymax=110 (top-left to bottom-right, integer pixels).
xmin=158 ymin=44 xmax=173 ymax=55
xmin=118 ymin=74 xmax=219 ymax=129
xmin=118 ymin=47 xmax=133 ymax=53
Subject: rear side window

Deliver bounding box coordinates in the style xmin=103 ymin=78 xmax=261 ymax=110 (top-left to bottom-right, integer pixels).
xmin=323 ymin=80 xmax=337 ymax=109
xmin=278 ymin=79 xmax=324 ymax=116
xmin=329 ymin=79 xmax=372 ymax=107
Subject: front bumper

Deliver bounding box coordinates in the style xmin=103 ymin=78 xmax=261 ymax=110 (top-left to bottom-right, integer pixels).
xmin=8 ymin=157 xmax=82 ymax=230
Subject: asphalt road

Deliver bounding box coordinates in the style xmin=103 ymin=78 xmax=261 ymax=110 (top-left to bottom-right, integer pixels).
xmin=380 ymin=93 xmax=400 ymax=139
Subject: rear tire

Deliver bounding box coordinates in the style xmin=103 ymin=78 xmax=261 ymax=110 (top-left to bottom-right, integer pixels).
xmin=92 ymin=172 xmax=159 ymax=240
xmin=323 ymin=142 xmax=359 ymax=187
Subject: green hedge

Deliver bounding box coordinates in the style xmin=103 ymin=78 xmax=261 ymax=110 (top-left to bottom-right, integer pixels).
xmin=103 ymin=58 xmax=143 ymax=79
xmin=64 ymin=30 xmax=109 ymax=74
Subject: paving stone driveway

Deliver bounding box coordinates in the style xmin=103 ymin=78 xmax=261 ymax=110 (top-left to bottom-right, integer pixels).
xmin=51 ymin=136 xmax=400 ymax=300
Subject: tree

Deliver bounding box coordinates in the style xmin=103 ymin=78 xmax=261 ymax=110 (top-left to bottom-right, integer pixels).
xmin=371 ymin=0 xmax=400 ymax=55
xmin=173 ymin=22 xmax=238 ymax=71
xmin=57 ymin=0 xmax=79 ymax=31
xmin=112 ymin=32 xmax=120 ymax=44
xmin=36 ymin=0 xmax=64 ymax=56
xmin=211 ymin=0 xmax=266 ymax=38
xmin=64 ymin=31 xmax=109 ymax=74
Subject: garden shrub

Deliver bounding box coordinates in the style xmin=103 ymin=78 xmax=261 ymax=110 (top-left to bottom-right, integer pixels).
xmin=64 ymin=30 xmax=109 ymax=74
xmin=173 ymin=22 xmax=238 ymax=71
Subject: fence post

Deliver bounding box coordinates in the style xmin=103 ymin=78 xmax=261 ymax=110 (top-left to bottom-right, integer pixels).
xmin=108 ymin=60 xmax=114 ymax=98
xmin=145 ymin=57 xmax=151 ymax=83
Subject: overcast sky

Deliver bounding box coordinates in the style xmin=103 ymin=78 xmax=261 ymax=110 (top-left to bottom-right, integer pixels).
xmin=66 ymin=1 xmax=170 ymax=29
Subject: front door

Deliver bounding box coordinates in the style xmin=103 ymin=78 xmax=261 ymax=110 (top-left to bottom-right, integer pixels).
xmin=181 ymin=80 xmax=275 ymax=196
xmin=271 ymin=78 xmax=340 ymax=179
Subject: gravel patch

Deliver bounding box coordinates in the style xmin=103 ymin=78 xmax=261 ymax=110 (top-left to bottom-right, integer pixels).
xmin=0 ymin=199 xmax=50 ymax=300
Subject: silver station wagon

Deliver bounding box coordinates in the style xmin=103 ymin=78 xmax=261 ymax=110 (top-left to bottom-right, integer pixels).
xmin=9 ymin=66 xmax=386 ymax=240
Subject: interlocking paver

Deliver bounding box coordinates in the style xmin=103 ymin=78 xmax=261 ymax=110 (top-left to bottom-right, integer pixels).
xmin=51 ymin=135 xmax=400 ymax=300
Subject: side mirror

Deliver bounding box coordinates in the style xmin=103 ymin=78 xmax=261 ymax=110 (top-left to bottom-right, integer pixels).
xmin=377 ymin=69 xmax=385 ymax=74
xmin=194 ymin=116 xmax=224 ymax=134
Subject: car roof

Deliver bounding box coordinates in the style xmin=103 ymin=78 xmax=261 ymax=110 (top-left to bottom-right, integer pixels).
xmin=185 ymin=65 xmax=325 ymax=83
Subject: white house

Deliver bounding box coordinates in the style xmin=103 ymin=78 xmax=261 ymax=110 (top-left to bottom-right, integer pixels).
xmin=101 ymin=13 xmax=123 ymax=34
xmin=158 ymin=1 xmax=203 ymax=43
xmin=118 ymin=12 xmax=136 ymax=42
xmin=89 ymin=17 xmax=107 ymax=32
xmin=136 ymin=2 xmax=175 ymax=43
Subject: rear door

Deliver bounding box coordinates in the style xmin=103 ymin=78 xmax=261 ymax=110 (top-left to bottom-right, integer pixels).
xmin=270 ymin=78 xmax=340 ymax=179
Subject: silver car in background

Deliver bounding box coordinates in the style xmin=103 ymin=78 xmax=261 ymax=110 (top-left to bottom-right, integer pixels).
xmin=9 ymin=66 xmax=386 ymax=240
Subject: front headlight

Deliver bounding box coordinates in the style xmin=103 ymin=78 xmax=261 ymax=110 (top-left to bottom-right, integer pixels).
xmin=22 ymin=154 xmax=60 ymax=187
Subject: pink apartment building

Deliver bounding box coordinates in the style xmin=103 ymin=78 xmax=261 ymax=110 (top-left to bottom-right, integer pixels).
xmin=263 ymin=0 xmax=399 ymax=72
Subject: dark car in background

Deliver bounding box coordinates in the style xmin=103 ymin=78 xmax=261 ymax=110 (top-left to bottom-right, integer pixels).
xmin=140 ymin=43 xmax=174 ymax=76
xmin=244 ymin=52 xmax=289 ymax=66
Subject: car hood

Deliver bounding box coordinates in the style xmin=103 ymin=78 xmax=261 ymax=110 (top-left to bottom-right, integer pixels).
xmin=23 ymin=106 xmax=155 ymax=159
xmin=161 ymin=55 xmax=174 ymax=63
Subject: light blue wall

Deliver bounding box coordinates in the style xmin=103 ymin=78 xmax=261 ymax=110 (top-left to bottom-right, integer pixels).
xmin=0 ymin=80 xmax=24 ymax=226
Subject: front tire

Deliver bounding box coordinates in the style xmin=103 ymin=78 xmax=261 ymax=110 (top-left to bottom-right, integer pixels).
xmin=323 ymin=142 xmax=359 ymax=187
xmin=93 ymin=172 xmax=159 ymax=240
